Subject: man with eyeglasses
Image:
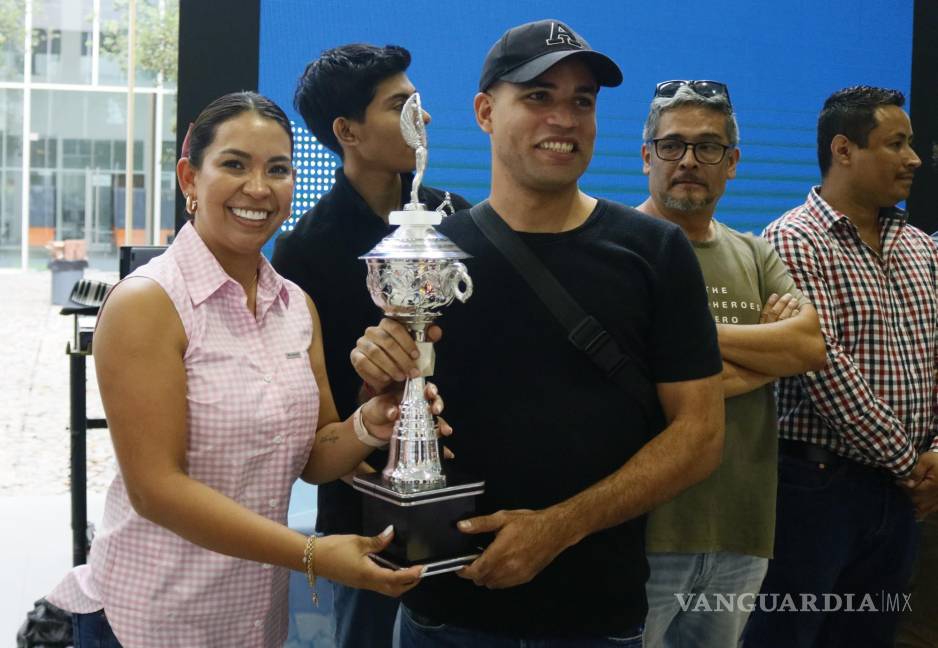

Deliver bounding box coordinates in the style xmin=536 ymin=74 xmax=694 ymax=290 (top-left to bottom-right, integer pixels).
xmin=744 ymin=86 xmax=936 ymax=648
xmin=635 ymin=81 xmax=825 ymax=648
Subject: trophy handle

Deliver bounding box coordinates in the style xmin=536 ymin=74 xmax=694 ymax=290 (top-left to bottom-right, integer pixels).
xmin=447 ymin=262 xmax=473 ymax=303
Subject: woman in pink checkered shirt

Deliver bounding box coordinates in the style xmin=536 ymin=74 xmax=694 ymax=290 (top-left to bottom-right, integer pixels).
xmin=47 ymin=92 xmax=443 ymax=647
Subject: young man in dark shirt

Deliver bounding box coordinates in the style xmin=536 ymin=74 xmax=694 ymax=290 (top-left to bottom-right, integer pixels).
xmin=271 ymin=44 xmax=470 ymax=648
xmin=352 ymin=20 xmax=725 ymax=645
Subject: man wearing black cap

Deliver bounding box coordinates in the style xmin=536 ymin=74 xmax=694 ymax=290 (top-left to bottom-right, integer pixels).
xmin=353 ymin=19 xmax=724 ymax=645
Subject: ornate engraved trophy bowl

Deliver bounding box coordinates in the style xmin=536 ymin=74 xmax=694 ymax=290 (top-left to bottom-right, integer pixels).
xmin=364 ymin=238 xmax=473 ymax=327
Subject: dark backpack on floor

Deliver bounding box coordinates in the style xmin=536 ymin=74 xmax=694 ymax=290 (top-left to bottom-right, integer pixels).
xmin=16 ymin=598 xmax=72 ymax=648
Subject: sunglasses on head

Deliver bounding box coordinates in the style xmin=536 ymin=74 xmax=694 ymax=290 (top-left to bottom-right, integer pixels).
xmin=655 ymin=80 xmax=731 ymax=106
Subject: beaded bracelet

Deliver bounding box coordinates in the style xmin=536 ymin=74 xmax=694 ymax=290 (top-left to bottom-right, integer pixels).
xmin=302 ymin=535 xmax=319 ymax=606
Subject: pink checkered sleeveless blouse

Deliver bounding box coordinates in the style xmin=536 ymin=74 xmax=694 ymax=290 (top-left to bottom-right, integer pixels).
xmin=48 ymin=222 xmax=320 ymax=647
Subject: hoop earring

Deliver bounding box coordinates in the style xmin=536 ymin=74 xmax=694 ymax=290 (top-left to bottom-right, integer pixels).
xmin=185 ymin=193 xmax=198 ymax=215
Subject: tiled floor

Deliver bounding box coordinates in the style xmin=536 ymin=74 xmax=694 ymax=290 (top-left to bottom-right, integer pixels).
xmin=2 ymin=494 xmax=106 ymax=642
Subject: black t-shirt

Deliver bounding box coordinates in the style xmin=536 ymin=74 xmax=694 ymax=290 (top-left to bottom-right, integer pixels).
xmin=271 ymin=168 xmax=470 ymax=534
xmin=402 ymin=199 xmax=722 ymax=637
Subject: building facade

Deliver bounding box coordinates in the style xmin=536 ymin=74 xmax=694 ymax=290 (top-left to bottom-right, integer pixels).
xmin=0 ymin=0 xmax=178 ymax=269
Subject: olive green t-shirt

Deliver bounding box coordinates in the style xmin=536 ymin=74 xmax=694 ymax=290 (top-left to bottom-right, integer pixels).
xmin=645 ymin=220 xmax=804 ymax=559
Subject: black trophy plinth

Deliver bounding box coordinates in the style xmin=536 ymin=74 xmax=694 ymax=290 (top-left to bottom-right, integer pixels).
xmin=352 ymin=465 xmax=485 ymax=576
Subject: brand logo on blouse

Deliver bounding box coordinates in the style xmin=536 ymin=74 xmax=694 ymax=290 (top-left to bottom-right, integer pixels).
xmin=286 ymin=351 xmax=302 ymax=359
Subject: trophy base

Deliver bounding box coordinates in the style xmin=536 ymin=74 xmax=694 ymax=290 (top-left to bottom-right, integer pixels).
xmin=352 ymin=467 xmax=485 ymax=577
xmin=369 ymin=551 xmax=479 ymax=577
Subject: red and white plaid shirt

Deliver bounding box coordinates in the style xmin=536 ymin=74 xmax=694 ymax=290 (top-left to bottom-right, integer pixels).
xmin=764 ymin=188 xmax=938 ymax=478
xmin=48 ymin=222 xmax=320 ymax=647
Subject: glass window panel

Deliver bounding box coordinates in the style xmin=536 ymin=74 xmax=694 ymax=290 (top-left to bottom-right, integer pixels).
xmin=0 ymin=89 xmax=24 ymax=267
xmin=0 ymin=171 xmax=22 ymax=267
xmin=159 ymin=170 xmax=174 ymax=243
xmin=62 ymin=138 xmax=90 ymax=168
xmin=93 ymin=140 xmax=111 ymax=169
xmin=30 ymin=0 xmax=94 ymax=84
xmin=2 ymin=89 xmax=23 ymax=166
xmin=161 ymin=140 xmax=174 ymax=171
xmin=30 ymin=28 xmax=47 ymax=78
xmin=161 ymin=92 xmax=177 ymax=173
xmin=159 ymin=3 xmax=179 ymax=93
xmin=30 ymin=137 xmax=54 ymax=168
xmin=5 ymin=135 xmax=22 ymax=167
xmin=33 ymin=28 xmax=47 ymax=51
xmin=99 ymin=0 xmax=177 ymax=88
xmin=59 ymin=170 xmax=85 ymax=240
xmin=27 ymin=171 xmax=51 ymax=227
xmin=133 ymin=138 xmax=143 ymax=171
xmin=0 ymin=2 xmax=26 ymax=82
xmin=112 ymin=140 xmax=124 ymax=169
xmin=98 ymin=0 xmax=127 ymax=85
xmin=1 ymin=0 xmax=177 ymax=266
xmin=28 ymin=170 xmax=56 ymax=253
xmin=92 ymin=173 xmax=114 ymax=247
xmin=27 ymin=89 xmax=151 ymax=261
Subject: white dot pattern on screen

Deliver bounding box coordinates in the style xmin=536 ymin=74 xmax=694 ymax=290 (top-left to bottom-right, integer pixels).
xmin=284 ymin=121 xmax=338 ymax=232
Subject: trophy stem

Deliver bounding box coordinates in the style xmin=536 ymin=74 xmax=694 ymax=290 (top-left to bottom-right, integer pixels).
xmin=382 ymin=375 xmax=446 ymax=491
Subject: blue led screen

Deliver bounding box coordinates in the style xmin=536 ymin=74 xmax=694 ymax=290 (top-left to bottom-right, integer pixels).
xmin=258 ymin=0 xmax=912 ymax=249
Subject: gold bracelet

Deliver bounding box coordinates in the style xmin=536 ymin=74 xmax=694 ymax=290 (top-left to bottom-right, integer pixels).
xmin=302 ymin=535 xmax=319 ymax=606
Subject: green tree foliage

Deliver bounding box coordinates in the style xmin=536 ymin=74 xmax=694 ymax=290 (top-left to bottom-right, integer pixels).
xmin=0 ymin=0 xmax=26 ymax=50
xmin=100 ymin=0 xmax=178 ymax=84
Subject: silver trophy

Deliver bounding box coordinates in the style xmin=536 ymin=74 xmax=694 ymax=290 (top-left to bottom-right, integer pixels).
xmin=353 ymin=94 xmax=486 ymax=575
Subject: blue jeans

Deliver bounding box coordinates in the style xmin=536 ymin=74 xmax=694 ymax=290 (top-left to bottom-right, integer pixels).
xmin=743 ymin=454 xmax=918 ymax=647
xmin=643 ymin=551 xmax=768 ymax=648
xmin=72 ymin=610 xmax=123 ymax=648
xmin=333 ymin=580 xmax=399 ymax=648
xmin=398 ymin=604 xmax=643 ymax=647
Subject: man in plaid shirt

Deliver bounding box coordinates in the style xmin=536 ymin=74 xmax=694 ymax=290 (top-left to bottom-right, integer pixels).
xmin=744 ymin=86 xmax=936 ymax=647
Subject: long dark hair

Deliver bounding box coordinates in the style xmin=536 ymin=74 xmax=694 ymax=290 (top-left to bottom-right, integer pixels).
xmin=186 ymin=91 xmax=293 ymax=168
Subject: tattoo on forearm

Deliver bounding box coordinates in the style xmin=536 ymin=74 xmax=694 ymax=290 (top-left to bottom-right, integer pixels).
xmin=317 ymin=431 xmax=339 ymax=444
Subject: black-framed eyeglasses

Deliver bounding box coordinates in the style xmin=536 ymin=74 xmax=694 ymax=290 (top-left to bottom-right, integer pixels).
xmin=654 ymin=80 xmax=731 ymax=106
xmin=649 ymin=138 xmax=732 ymax=165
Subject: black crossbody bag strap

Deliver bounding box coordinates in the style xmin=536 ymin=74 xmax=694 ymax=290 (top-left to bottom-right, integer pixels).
xmin=469 ymin=202 xmax=658 ymax=420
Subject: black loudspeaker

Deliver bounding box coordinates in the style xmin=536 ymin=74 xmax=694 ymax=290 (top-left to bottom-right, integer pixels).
xmin=119 ymin=246 xmax=168 ymax=279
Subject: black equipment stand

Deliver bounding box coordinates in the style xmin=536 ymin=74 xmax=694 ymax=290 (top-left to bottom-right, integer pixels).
xmin=61 ymin=305 xmax=106 ymax=566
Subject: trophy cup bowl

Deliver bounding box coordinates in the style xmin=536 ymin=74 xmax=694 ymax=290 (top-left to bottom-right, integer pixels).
xmin=364 ymin=248 xmax=473 ymax=328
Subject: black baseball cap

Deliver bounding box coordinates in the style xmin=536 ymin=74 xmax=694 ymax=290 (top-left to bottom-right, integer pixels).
xmin=479 ymin=19 xmax=623 ymax=92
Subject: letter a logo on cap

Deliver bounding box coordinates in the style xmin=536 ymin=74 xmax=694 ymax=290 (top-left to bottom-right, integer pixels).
xmin=546 ymin=22 xmax=582 ymax=48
